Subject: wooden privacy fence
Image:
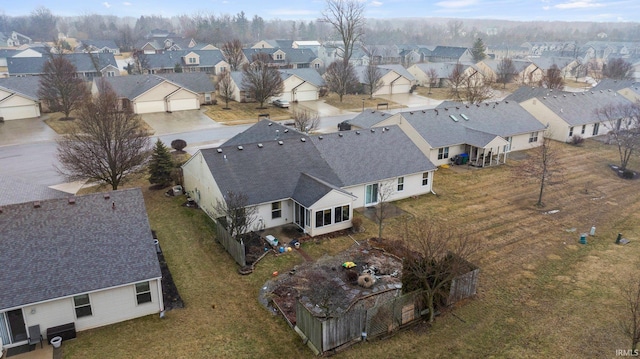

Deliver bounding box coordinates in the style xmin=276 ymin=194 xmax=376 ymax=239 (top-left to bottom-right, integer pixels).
xmin=213 ymin=218 xmax=246 ymax=267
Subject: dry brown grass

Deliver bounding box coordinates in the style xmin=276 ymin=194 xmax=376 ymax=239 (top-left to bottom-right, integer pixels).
xmin=43 ymin=112 xmax=155 ymax=135
xmin=413 ymin=86 xmax=454 ymax=100
xmin=323 ymin=93 xmax=403 ymax=111
xmin=204 ymin=97 xmax=292 ymax=125
xmin=63 ymin=139 xmax=640 ymax=358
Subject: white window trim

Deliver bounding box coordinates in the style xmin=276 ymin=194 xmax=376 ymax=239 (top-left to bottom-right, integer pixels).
xmin=135 ymin=282 xmax=152 ymax=305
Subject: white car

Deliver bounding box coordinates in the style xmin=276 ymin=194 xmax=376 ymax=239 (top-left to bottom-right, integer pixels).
xmin=272 ymin=99 xmax=290 ymax=108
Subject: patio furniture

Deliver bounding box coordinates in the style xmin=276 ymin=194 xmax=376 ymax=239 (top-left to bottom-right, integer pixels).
xmin=28 ymin=324 xmax=43 ymax=349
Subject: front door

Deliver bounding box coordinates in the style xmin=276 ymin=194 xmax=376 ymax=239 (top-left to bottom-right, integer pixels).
xmin=365 ymin=183 xmax=379 ymax=206
xmin=7 ymin=309 xmax=27 ymax=343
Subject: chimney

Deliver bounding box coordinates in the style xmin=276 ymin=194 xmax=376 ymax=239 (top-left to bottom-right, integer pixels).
xmin=33 ymin=201 xmax=41 ymax=208
xmin=68 ymin=197 xmax=76 ymax=205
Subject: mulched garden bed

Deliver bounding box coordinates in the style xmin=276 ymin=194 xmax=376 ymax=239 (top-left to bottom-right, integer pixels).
xmin=608 ymin=164 xmax=640 ymax=180
xmin=152 ymin=231 xmax=184 ymax=311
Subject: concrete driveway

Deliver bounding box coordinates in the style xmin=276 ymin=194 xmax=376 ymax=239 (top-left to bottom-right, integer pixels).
xmin=141 ymin=109 xmax=222 ymax=136
xmin=292 ymin=100 xmax=355 ymax=117
xmin=0 ymin=116 xmax=59 ymax=146
xmin=376 ymin=93 xmax=442 ymax=108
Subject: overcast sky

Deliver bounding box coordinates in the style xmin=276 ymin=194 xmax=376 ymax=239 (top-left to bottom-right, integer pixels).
xmin=3 ymin=0 xmax=638 ymax=22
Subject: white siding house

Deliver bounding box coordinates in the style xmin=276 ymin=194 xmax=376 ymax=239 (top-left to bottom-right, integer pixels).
xmin=0 ymin=189 xmax=163 ymax=349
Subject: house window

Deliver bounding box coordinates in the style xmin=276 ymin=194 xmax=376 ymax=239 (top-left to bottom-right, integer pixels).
xmin=529 ymin=132 xmax=539 ymax=143
xmin=315 ymin=209 xmax=332 ymax=228
xmin=422 ymin=172 xmax=429 ymax=186
xmin=107 ymin=71 xmax=115 ymax=77
xmin=334 ymin=205 xmax=350 ymax=223
xmin=276 ymin=54 xmax=283 ymax=60
xmin=135 ymin=282 xmax=152 ymax=305
xmin=314 ymin=63 xmax=320 ymax=69
xmin=188 ymin=57 xmax=196 ymax=64
xmin=593 ymin=123 xmax=600 ymax=136
xmin=438 ymin=147 xmax=449 ymax=160
xmin=568 ymin=127 xmax=574 ymax=137
xmin=581 ymin=125 xmax=586 ymax=135
xmin=305 ymin=209 xmax=311 ymax=227
xmin=73 ymin=294 xmax=92 ymax=318
xmin=271 ymin=202 xmax=282 ymax=219
xmin=397 ymin=177 xmax=404 ymax=191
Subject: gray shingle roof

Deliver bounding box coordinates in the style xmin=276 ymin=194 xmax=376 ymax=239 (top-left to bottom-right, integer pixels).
xmin=0 ymin=188 xmax=161 ymax=311
xmin=354 ymin=65 xmax=413 ymax=83
xmin=7 ymin=53 xmax=118 ymax=75
xmin=155 ymin=72 xmax=215 ymax=93
xmin=145 ymin=50 xmax=226 ymax=69
xmin=411 ymin=62 xmax=471 ymax=78
xmin=292 ymin=173 xmax=349 ymax=208
xmin=503 ymin=86 xmax=563 ymax=103
xmin=348 ymin=110 xmax=395 ymax=129
xmin=431 ymin=46 xmax=469 ymax=58
xmin=243 ymin=48 xmax=319 ymax=65
xmin=76 ymin=39 xmax=119 ymax=51
xmin=97 ymin=73 xmax=212 ymax=99
xmin=592 ymin=79 xmax=640 ymax=92
xmin=0 ymin=76 xmax=41 ymax=100
xmin=0 ymin=175 xmax=68 ymax=206
xmin=279 ymin=68 xmax=325 ymax=87
xmin=196 ymin=123 xmax=436 ymax=206
xmin=533 ymin=90 xmax=633 ymax=126
xmin=530 ymin=56 xmax=575 ymax=70
xmin=223 ymin=119 xmax=303 ymax=146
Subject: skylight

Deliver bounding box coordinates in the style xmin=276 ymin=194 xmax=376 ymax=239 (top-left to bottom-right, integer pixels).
xmin=460 ymin=114 xmax=469 ymax=121
xmin=449 ymin=115 xmax=459 ymax=122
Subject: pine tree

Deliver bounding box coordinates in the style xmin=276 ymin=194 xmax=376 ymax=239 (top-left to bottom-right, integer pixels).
xmin=148 ymin=139 xmax=174 ymax=187
xmin=471 ymin=38 xmax=487 ymax=63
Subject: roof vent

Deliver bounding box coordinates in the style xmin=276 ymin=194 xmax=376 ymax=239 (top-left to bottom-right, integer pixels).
xmin=410 ymin=111 xmax=414 ymax=115
xmin=278 ymin=140 xmax=284 ymax=145
xmin=68 ymin=197 xmax=76 ymax=205
xmin=33 ymin=201 xmax=41 ymax=208
xmin=338 ymin=133 xmax=343 ymax=137
xmin=449 ymin=115 xmax=459 ymax=122
xmin=444 ymin=108 xmax=448 ymax=111
xmin=104 ymin=193 xmax=110 ymax=200
xmin=434 ymin=109 xmax=439 ymax=115
xmin=371 ymin=128 xmax=375 ymax=132
xmin=573 ymin=93 xmax=576 ymax=96
xmin=356 ymin=131 xmax=361 ymax=135
xmin=318 ymin=135 xmax=323 ymax=140
xmin=216 ymin=148 xmax=222 ymax=153
xmin=465 ymin=105 xmax=469 ymax=108
xmin=268 ymin=122 xmax=273 ymax=126
xmin=422 ymin=110 xmax=426 ymax=113
xmin=0 ymin=207 xmax=3 ymax=214
xmin=301 ymin=138 xmax=306 ymax=142
xmin=384 ymin=127 xmax=389 ymax=131
xmin=608 ymin=89 xmax=612 ymax=92
xmin=460 ymin=114 xmax=469 ymax=121
xmin=257 ymin=143 xmax=263 ymax=148
xmin=237 ymin=145 xmax=243 ymax=150
xmin=543 ymin=97 xmax=546 ymax=100
xmin=456 ymin=107 xmax=460 ymax=110
xmin=284 ymin=129 xmax=289 ymax=133
xmin=224 ymin=154 xmax=227 ymax=160
xmin=371 ymin=110 xmax=376 ymax=113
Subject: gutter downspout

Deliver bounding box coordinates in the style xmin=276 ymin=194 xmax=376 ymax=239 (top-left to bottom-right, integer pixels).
xmin=291 ymin=80 xmax=307 ymax=102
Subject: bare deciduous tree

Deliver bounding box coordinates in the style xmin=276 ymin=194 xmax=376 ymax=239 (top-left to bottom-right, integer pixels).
xmin=540 ymin=64 xmax=565 ymax=90
xmin=292 ymin=109 xmax=320 ymax=133
xmin=496 ymin=57 xmax=517 ymax=89
xmin=427 ymin=68 xmax=438 ymax=94
xmin=221 ymin=39 xmax=245 ymax=71
xmin=400 ymin=219 xmax=479 ymax=323
xmin=620 ymin=276 xmax=640 ymax=352
xmin=56 ymin=81 xmax=151 ymax=190
xmin=596 ymin=102 xmax=640 ymax=171
xmin=38 ymin=54 xmax=88 ymax=120
xmin=215 ymin=191 xmax=258 ymax=242
xmin=513 ymin=132 xmax=563 ymax=207
xmin=462 ymin=72 xmax=493 ymax=104
xmin=448 ymin=62 xmax=465 ymax=100
xmin=370 ymin=180 xmax=396 ymax=239
xmin=241 ymin=53 xmax=283 ymax=108
xmin=132 ymin=50 xmax=150 ymax=75
xmin=218 ymin=72 xmax=236 ymax=109
xmin=324 ymin=60 xmax=359 ymax=102
xmin=603 ymin=58 xmax=634 ymax=80
xmin=363 ymin=62 xmax=383 ymax=98
xmin=322 ymin=0 xmax=365 ymax=66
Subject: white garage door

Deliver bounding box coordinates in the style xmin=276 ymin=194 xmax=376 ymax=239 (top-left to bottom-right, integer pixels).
xmin=294 ymin=90 xmax=317 ymax=102
xmin=392 ymin=84 xmax=411 ymax=94
xmin=374 ymin=85 xmax=391 ymax=96
xmin=135 ymin=101 xmax=166 ymax=114
xmin=167 ymin=98 xmax=199 ymax=112
xmin=0 ymin=104 xmax=40 ymax=120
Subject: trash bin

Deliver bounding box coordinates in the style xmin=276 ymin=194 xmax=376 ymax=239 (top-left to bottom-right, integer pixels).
xmin=50 ymin=336 xmax=62 ymax=348
xmin=460 ymin=153 xmax=469 ymax=164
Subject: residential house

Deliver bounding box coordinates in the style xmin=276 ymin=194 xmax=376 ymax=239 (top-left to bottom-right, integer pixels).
xmin=182 ymin=120 xmax=437 ymax=237
xmin=93 ymin=73 xmax=214 ymax=114
xmin=363 ymin=44 xmax=401 ymax=64
xmin=486 ymin=44 xmax=529 ymax=60
xmin=348 ymin=100 xmax=547 ymax=167
xmin=136 ymin=30 xmax=197 ymax=54
xmin=7 ymin=53 xmax=119 ymax=79
xmin=318 ymin=42 xmax=369 ymax=67
xmin=226 ymin=68 xmax=324 ymax=103
xmin=251 ymin=39 xmax=294 ymax=49
xmin=476 ymin=59 xmax=538 ymax=85
xmin=522 ymin=41 xmax=577 ymax=57
xmin=0 ymin=77 xmax=42 ymax=120
xmin=354 ymin=64 xmax=415 ymax=96
xmin=143 ymin=50 xmax=229 ymax=75
xmin=592 ymin=79 xmax=640 ymax=102
xmin=292 ymin=41 xmax=321 ymax=55
xmin=0 ymin=189 xmax=163 ymax=350
xmin=242 ymin=48 xmax=323 ymax=70
xmin=407 ymin=62 xmax=478 ymax=87
xmin=426 ymin=46 xmax=474 ymax=63
xmin=0 ymin=31 xmax=32 ymax=47
xmin=579 ymin=41 xmax=640 ymax=63
xmin=75 ymin=39 xmax=120 ymax=55
xmin=529 ymin=56 xmax=580 ymax=81
xmin=519 ymin=89 xmax=633 ymax=142
xmin=399 ymin=48 xmax=422 ymax=67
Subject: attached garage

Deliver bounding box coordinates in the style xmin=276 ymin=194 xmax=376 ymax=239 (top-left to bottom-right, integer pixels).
xmin=134 ymin=100 xmax=166 ymax=114
xmin=166 ymin=88 xmax=200 ymax=112
xmin=0 ymin=94 xmax=40 ymax=120
xmin=291 ymin=81 xmax=319 ymax=102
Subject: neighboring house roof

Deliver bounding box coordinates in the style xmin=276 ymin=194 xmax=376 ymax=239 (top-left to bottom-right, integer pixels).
xmin=7 ymin=53 xmax=118 ymax=75
xmin=279 ymin=68 xmax=325 ymax=87
xmin=430 ymin=46 xmax=469 ymax=59
xmin=353 ymin=65 xmax=415 ymax=83
xmin=243 ymin=48 xmax=319 ymax=65
xmin=348 ymin=110 xmax=396 ymax=129
xmin=530 ymin=90 xmax=633 ymax=126
xmin=0 ymin=188 xmax=162 ymax=311
xmin=155 ymin=72 xmax=216 ymax=93
xmin=229 ymin=71 xmax=245 ymax=90
xmin=480 ymin=59 xmax=532 ymax=73
xmin=196 ymin=123 xmax=435 ymax=206
xmin=292 ymin=173 xmax=350 ymax=208
xmin=504 ymin=86 xmax=565 ymax=103
xmin=223 ymin=119 xmax=304 ymax=146
xmin=145 ymin=49 xmax=227 ymax=69
xmin=592 ymin=79 xmax=640 ymax=92
xmin=0 ymin=175 xmax=68 ymax=206
xmin=0 ymin=48 xmax=19 ymax=59
xmin=76 ymin=39 xmax=119 ymax=52
xmin=378 ymin=64 xmax=415 ymax=81
xmin=411 ymin=62 xmax=472 ymax=78
xmin=529 ymin=56 xmax=575 ymax=70
xmin=264 ymin=40 xmax=294 ymax=48
xmin=0 ymin=76 xmax=42 ymax=100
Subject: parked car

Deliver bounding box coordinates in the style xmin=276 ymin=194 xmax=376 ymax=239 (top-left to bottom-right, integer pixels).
xmin=272 ymin=99 xmax=290 ymax=108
